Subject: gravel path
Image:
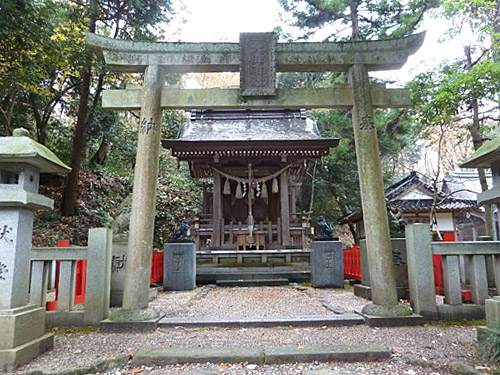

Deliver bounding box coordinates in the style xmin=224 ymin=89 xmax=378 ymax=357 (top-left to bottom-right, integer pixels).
xmin=12 ymin=285 xmax=492 ymax=375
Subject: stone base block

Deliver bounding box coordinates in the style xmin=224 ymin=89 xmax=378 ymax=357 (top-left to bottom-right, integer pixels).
xmin=485 ymin=296 xmax=500 ymax=328
xmin=101 ymin=309 xmax=165 ymax=332
xmin=110 ymin=287 xmax=160 ymax=308
xmin=359 ymin=303 xmax=423 ymax=327
xmin=164 ymin=242 xmax=196 ymax=291
xmin=354 ymin=284 xmax=408 ymax=300
xmin=354 ymin=284 xmax=372 ymax=300
xmin=0 ymin=305 xmax=46 ymax=349
xmin=46 ymin=311 xmax=85 ymax=327
xmin=100 ymin=315 xmax=164 ymax=332
xmin=311 ymin=241 xmax=343 ymax=288
xmin=110 ymin=291 xmax=124 ymax=307
xmin=437 ymin=304 xmax=485 ymax=321
xmin=0 ymin=334 xmax=53 ymax=372
xmin=360 ymin=313 xmax=424 ymax=327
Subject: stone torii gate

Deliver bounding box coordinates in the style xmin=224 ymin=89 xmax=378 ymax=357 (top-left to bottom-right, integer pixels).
xmin=87 ymin=32 xmax=425 ymax=319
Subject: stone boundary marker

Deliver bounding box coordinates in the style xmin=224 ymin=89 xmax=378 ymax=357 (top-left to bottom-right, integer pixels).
xmin=132 ymin=345 xmax=391 ymax=367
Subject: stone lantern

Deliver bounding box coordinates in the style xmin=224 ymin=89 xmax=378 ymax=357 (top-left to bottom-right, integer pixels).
xmin=461 ymin=137 xmax=500 ymax=207
xmin=461 ymin=136 xmax=500 ymax=331
xmin=0 ymin=128 xmax=70 ymax=371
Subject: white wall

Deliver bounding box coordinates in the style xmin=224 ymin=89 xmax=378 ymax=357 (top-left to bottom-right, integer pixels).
xmin=436 ymin=212 xmax=454 ymax=231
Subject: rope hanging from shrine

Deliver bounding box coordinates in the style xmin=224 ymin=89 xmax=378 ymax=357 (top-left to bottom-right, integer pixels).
xmin=211 ymin=164 xmax=291 ymax=198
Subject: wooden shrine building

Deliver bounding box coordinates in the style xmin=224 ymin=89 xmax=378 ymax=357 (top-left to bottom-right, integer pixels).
xmin=162 ymin=108 xmax=339 ymax=253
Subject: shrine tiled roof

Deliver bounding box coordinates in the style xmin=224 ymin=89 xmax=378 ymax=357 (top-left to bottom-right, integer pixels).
xmin=174 ymin=109 xmax=329 ymax=142
xmin=162 ymin=109 xmax=339 ymax=161
xmin=341 ymin=172 xmax=478 ymax=223
xmin=389 ymin=198 xmax=477 ymax=211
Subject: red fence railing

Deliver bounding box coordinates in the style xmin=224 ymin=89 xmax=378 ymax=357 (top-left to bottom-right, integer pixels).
xmin=343 ymin=245 xmax=361 ymax=281
xmin=45 ymin=242 xmax=164 ymax=311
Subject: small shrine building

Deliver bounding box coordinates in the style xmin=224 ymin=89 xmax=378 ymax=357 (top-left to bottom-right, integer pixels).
xmin=162 ymin=108 xmax=339 ymax=252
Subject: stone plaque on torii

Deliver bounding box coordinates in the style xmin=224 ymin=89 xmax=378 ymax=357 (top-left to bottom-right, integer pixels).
xmin=87 ymin=31 xmax=425 ymax=319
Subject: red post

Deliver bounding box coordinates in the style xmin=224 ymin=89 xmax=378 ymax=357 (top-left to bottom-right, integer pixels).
xmin=150 ymin=252 xmax=164 ymax=284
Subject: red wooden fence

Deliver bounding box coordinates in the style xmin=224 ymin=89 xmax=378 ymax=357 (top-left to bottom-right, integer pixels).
xmin=46 ymin=240 xmax=87 ymax=311
xmin=343 ymin=245 xmax=361 ymax=281
xmin=343 ymin=232 xmax=472 ymax=303
xmin=46 ymin=243 xmax=164 ymax=311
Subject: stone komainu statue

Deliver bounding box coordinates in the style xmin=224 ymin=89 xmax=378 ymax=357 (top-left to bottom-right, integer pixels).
xmin=387 ymin=205 xmax=406 ymax=238
xmin=317 ymin=215 xmax=334 ymax=239
xmin=106 ymin=194 xmax=132 ymax=235
xmin=173 ymin=218 xmax=189 ymax=240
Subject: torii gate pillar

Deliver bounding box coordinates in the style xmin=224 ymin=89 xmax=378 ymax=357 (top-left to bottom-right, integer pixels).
xmin=349 ymin=64 xmax=400 ymax=310
xmin=122 ymin=65 xmax=165 ymax=311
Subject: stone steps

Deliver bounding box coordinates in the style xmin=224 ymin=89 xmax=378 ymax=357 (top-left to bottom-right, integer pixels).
xmin=215 ymin=278 xmax=290 ymax=287
xmin=159 ymin=314 xmax=365 ymax=328
xmin=196 ymin=266 xmax=311 ymax=284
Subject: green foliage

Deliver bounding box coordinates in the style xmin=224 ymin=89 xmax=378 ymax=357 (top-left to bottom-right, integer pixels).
xmin=409 ymin=60 xmax=500 ymax=128
xmin=440 ymin=0 xmax=500 ymax=49
xmin=478 ymin=327 xmax=500 ymax=363
xmin=0 ymin=0 xmax=77 ymax=139
xmin=426 ymin=319 xmax=486 ymax=327
xmin=278 ymin=0 xmax=440 ymax=41
xmin=408 ymin=0 xmax=500 ymax=156
xmin=47 ymin=326 xmax=99 ymax=335
xmin=151 ymin=110 xmax=202 ymax=246
xmin=297 ymin=107 xmax=421 ymax=230
xmin=154 ymin=152 xmax=203 ymax=246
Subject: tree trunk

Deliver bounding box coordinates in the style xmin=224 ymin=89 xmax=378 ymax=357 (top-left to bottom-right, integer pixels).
xmin=0 ymin=94 xmax=16 ymax=136
xmin=465 ymin=46 xmax=494 ymax=237
xmin=90 ymin=135 xmax=109 ymax=165
xmin=349 ymin=0 xmax=360 ymax=40
xmin=61 ymin=67 xmax=92 ymax=216
xmin=61 ymin=11 xmax=97 ymax=216
xmin=82 ymin=71 xmax=106 ymax=157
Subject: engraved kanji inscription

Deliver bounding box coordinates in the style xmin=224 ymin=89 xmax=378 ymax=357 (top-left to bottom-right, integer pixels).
xmin=140 ymin=117 xmax=156 ymax=135
xmin=392 ymin=250 xmax=406 ymax=266
xmin=111 ymin=255 xmax=127 ymax=273
xmin=0 ymin=262 xmax=8 ymax=280
xmin=324 ymin=251 xmax=335 ymax=269
xmin=0 ymin=225 xmax=13 ymax=244
xmin=240 ymin=33 xmax=276 ymax=96
xmin=359 ymin=115 xmax=375 ymax=131
xmin=173 ymin=253 xmax=184 ymax=273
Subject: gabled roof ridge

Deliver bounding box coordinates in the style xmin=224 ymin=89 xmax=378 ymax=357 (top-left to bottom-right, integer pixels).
xmin=385 ymin=172 xmax=448 ymax=201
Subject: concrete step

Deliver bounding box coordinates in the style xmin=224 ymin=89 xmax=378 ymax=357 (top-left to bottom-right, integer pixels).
xmin=216 ymin=278 xmax=290 ymax=287
xmin=132 ymin=345 xmax=390 ymax=366
xmin=159 ymin=314 xmax=365 ymax=328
